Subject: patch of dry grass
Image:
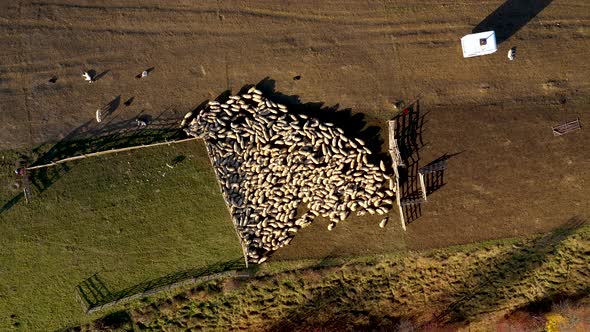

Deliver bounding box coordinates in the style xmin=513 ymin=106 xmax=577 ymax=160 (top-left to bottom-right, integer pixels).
xmin=80 ymin=221 xmax=589 ymax=331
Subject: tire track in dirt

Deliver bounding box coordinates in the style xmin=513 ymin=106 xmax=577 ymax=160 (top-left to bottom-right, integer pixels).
xmin=13 ymin=1 xmax=34 ymax=146
xmin=0 ymin=22 xmax=249 ymax=37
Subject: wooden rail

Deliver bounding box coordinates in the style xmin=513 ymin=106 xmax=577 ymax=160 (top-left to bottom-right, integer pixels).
xmin=25 ymin=137 xmax=200 ymax=171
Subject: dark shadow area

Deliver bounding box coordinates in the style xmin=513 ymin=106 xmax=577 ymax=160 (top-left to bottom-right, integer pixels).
xmin=0 ymin=193 xmax=24 ymax=215
xmin=135 ymin=112 xmax=152 ymax=126
xmin=393 ymin=103 xmax=427 ymax=162
xmin=76 ymin=273 xmax=112 ymax=308
xmin=249 ymin=77 xmax=386 ymax=162
xmin=86 ymin=69 xmax=97 ymax=79
xmin=511 ymin=288 xmax=589 ymax=316
xmin=421 ymin=152 xmax=463 ymax=196
xmin=102 ymin=95 xmax=120 ymax=117
xmin=48 ymin=76 xmax=58 ymax=83
xmin=264 ymin=269 xmax=408 ymax=331
xmin=473 ymin=0 xmax=553 ymax=44
xmin=123 ymin=96 xmax=134 ymax=107
xmin=93 ymin=69 xmax=110 ymax=81
xmin=391 ymin=100 xmax=429 ymax=224
xmin=78 ymin=258 xmax=245 ymax=310
xmin=135 ymin=67 xmax=155 ymax=79
xmin=58 ymin=310 xmax=133 ymax=332
xmin=94 ymin=310 xmax=132 ymax=330
xmin=171 ymin=155 xmax=186 ymax=165
xmin=429 ymin=217 xmax=586 ymax=325
xmin=0 ymin=108 xmax=186 ymax=216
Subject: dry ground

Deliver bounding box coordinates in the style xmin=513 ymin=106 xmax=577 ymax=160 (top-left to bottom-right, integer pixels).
xmin=1 ymin=0 xmax=589 ymax=271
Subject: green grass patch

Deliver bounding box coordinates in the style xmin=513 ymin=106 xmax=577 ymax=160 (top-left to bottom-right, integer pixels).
xmin=81 ymin=223 xmax=589 ymax=331
xmin=0 ymin=139 xmax=243 ymax=331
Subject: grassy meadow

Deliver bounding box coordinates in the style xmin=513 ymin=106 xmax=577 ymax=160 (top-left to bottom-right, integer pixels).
xmin=0 ymin=139 xmax=243 ymax=331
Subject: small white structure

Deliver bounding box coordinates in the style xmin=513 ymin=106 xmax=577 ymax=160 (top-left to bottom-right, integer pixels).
xmin=461 ymin=31 xmax=497 ymax=58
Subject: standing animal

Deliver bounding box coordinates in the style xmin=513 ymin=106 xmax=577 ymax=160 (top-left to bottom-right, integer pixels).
xmin=507 ymin=47 xmax=516 ymax=61
xmin=82 ymin=72 xmax=93 ymax=83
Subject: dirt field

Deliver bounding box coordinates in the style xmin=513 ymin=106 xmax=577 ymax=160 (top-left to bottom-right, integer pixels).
xmin=1 ymin=1 xmax=589 ymax=257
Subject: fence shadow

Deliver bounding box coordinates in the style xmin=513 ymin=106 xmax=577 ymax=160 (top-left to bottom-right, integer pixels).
xmin=28 ymin=108 xmax=182 ymax=193
xmin=422 ymin=152 xmax=463 ymax=196
xmin=391 ymin=100 xmax=428 ymax=224
xmin=0 ymin=108 xmax=184 ymax=215
xmin=76 ymin=273 xmax=113 ymax=309
xmin=78 ymin=258 xmax=246 ymax=311
xmin=473 ymin=0 xmax=554 ymax=44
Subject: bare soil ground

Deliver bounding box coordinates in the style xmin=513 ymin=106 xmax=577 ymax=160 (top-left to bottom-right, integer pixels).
xmin=1 ymin=1 xmax=589 ymax=261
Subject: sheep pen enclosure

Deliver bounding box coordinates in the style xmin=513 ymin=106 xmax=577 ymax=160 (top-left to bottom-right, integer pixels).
xmin=185 ymin=88 xmax=399 ymax=264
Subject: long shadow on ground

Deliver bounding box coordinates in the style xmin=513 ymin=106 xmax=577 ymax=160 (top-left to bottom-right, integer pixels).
xmin=0 ymin=108 xmax=183 ymax=215
xmin=263 ymin=217 xmax=586 ymax=331
xmin=473 ymin=0 xmax=554 ymax=44
xmin=429 ymin=217 xmax=587 ymax=325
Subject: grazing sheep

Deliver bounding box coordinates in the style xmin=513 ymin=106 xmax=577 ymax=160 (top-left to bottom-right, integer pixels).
xmin=508 ymin=47 xmax=516 ymax=61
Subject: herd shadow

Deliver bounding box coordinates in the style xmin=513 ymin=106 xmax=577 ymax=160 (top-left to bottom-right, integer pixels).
xmin=473 ymin=0 xmax=554 ymax=44
xmin=246 ymin=77 xmax=388 ymax=163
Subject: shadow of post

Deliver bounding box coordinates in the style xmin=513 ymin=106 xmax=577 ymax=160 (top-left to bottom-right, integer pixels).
xmin=473 ymin=0 xmax=554 ymax=44
xmin=0 ymin=193 xmax=24 ymax=215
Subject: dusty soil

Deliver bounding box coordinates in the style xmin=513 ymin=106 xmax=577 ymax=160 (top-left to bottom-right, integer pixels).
xmin=1 ymin=0 xmax=589 ymax=255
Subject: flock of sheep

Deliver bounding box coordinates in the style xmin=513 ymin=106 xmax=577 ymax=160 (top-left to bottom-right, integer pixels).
xmin=184 ymin=89 xmax=395 ymax=264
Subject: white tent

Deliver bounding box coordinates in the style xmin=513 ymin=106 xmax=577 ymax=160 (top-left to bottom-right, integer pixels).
xmin=461 ymin=31 xmax=497 ymax=58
